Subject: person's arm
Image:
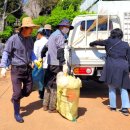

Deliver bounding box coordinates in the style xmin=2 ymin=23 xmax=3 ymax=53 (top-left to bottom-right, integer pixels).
xmin=126 ymin=46 xmax=130 ymax=71
xmin=0 ymin=51 xmax=9 ymax=68
xmin=57 ymin=48 xmax=65 ymax=65
xmin=41 ymin=44 xmax=48 ymax=58
xmin=90 ymin=39 xmax=107 ymax=47
xmin=0 ymin=36 xmax=13 ymax=77
xmin=33 ymin=41 xmax=39 ymax=58
xmin=31 ymin=51 xmax=37 ymax=61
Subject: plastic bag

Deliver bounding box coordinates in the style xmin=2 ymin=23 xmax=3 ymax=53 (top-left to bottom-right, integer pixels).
xmin=32 ymin=65 xmax=44 ymax=91
xmin=56 ymin=72 xmax=82 ymax=121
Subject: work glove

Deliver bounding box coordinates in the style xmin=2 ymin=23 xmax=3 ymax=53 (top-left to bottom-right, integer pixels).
xmin=1 ymin=68 xmax=7 ymax=77
xmin=63 ymin=64 xmax=69 ymax=76
xmin=34 ymin=58 xmax=43 ymax=69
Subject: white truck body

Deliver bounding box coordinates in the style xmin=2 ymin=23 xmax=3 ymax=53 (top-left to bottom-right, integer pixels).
xmin=65 ymin=1 xmax=130 ymax=79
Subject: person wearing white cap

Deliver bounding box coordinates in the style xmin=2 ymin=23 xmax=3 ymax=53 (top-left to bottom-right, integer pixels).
xmin=33 ymin=28 xmax=48 ymax=99
xmin=0 ymin=17 xmax=40 ymax=123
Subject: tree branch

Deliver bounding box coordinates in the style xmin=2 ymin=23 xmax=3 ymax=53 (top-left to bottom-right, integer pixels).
xmin=4 ymin=2 xmax=22 ymax=19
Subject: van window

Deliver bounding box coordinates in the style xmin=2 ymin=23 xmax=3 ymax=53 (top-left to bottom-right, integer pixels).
xmin=80 ymin=20 xmax=113 ymax=31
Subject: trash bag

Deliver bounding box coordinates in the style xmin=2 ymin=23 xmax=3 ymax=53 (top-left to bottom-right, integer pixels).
xmin=56 ymin=72 xmax=82 ymax=121
xmin=32 ymin=65 xmax=44 ymax=91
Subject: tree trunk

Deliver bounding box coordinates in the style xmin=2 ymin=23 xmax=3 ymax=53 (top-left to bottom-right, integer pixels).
xmin=0 ymin=0 xmax=8 ymax=32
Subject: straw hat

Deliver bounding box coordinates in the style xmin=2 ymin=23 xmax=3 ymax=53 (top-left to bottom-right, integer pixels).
xmin=19 ymin=17 xmax=40 ymax=29
xmin=44 ymin=24 xmax=52 ymax=30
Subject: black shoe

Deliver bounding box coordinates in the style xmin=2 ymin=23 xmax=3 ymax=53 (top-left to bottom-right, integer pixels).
xmin=107 ymin=106 xmax=116 ymax=111
xmin=119 ymin=108 xmax=129 ymax=116
xmin=110 ymin=107 xmax=116 ymax=111
xmin=14 ymin=114 xmax=24 ymax=123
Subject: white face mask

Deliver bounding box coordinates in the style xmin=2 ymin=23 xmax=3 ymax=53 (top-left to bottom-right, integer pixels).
xmin=61 ymin=27 xmax=70 ymax=34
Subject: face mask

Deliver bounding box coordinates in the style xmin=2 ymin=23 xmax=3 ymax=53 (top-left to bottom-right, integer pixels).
xmin=61 ymin=27 xmax=70 ymax=34
xmin=45 ymin=29 xmax=51 ymax=38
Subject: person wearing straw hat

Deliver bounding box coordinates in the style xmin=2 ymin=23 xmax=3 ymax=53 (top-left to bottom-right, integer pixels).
xmin=0 ymin=17 xmax=40 ymax=123
xmin=41 ymin=19 xmax=74 ymax=113
xmin=43 ymin=24 xmax=52 ymax=39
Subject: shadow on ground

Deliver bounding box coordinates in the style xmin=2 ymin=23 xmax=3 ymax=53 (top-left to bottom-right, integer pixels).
xmin=78 ymin=107 xmax=87 ymax=118
xmin=80 ymin=80 xmax=108 ymax=99
xmin=21 ymin=100 xmax=43 ymax=117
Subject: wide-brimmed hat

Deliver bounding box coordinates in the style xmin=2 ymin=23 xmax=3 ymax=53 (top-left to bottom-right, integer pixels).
xmin=44 ymin=24 xmax=52 ymax=30
xmin=57 ymin=19 xmax=74 ymax=30
xmin=19 ymin=17 xmax=40 ymax=29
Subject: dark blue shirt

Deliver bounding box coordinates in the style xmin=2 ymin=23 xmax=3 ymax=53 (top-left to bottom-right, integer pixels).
xmin=1 ymin=33 xmax=34 ymax=67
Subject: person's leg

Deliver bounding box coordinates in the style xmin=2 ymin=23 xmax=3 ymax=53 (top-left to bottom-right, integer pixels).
xmin=22 ymin=73 xmax=33 ymax=97
xmin=108 ymin=84 xmax=117 ymax=109
xmin=38 ymin=68 xmax=44 ymax=99
xmin=43 ymin=87 xmax=50 ymax=110
xmin=120 ymin=88 xmax=130 ymax=108
xmin=11 ymin=67 xmax=24 ymax=123
xmin=48 ymin=87 xmax=57 ymax=112
xmin=119 ymin=88 xmax=130 ymax=116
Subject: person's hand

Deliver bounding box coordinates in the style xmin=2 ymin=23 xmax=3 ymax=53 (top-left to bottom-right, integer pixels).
xmin=63 ymin=64 xmax=68 ymax=76
xmin=89 ymin=42 xmax=95 ymax=47
xmin=34 ymin=58 xmax=43 ymax=69
xmin=1 ymin=68 xmax=7 ymax=77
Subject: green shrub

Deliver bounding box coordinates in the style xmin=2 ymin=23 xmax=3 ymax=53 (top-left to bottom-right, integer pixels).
xmin=6 ymin=14 xmax=16 ymax=26
xmin=0 ymin=26 xmax=13 ymax=42
xmin=20 ymin=13 xmax=29 ymax=22
xmin=33 ymin=16 xmax=49 ymax=26
xmin=45 ymin=5 xmax=87 ymax=29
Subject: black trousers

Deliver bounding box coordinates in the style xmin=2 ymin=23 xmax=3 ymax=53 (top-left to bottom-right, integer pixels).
xmin=44 ymin=65 xmax=62 ymax=88
xmin=43 ymin=65 xmax=62 ymax=110
xmin=11 ymin=65 xmax=33 ymax=102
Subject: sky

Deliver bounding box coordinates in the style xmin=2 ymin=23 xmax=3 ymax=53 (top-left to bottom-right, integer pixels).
xmin=22 ymin=0 xmax=28 ymax=4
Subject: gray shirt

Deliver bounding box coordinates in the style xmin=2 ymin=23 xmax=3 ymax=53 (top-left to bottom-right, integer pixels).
xmin=47 ymin=29 xmax=65 ymax=65
xmin=1 ymin=33 xmax=34 ymax=67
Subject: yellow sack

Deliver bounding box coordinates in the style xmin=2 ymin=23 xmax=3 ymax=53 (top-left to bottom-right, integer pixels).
xmin=56 ymin=72 xmax=82 ymax=121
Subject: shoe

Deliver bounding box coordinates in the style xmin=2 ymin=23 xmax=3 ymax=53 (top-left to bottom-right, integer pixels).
xmin=14 ymin=114 xmax=24 ymax=123
xmin=13 ymin=100 xmax=24 ymax=123
xmin=48 ymin=109 xmax=57 ymax=113
xmin=107 ymin=106 xmax=116 ymax=111
xmin=110 ymin=108 xmax=116 ymax=111
xmin=119 ymin=108 xmax=129 ymax=116
xmin=43 ymin=106 xmax=48 ymax=111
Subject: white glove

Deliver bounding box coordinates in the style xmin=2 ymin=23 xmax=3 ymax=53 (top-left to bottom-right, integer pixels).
xmin=63 ymin=64 xmax=68 ymax=76
xmin=1 ymin=68 xmax=7 ymax=77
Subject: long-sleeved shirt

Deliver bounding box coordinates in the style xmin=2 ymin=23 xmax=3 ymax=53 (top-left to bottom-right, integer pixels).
xmin=34 ymin=36 xmax=48 ymax=68
xmin=47 ymin=29 xmax=66 ymax=66
xmin=0 ymin=33 xmax=35 ymax=68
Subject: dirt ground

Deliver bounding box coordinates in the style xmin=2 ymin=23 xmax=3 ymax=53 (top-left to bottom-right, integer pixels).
xmin=0 ymin=71 xmax=130 ymax=130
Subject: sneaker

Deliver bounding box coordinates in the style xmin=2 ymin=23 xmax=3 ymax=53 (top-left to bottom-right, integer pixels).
xmin=119 ymin=108 xmax=129 ymax=116
xmin=43 ymin=106 xmax=48 ymax=111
